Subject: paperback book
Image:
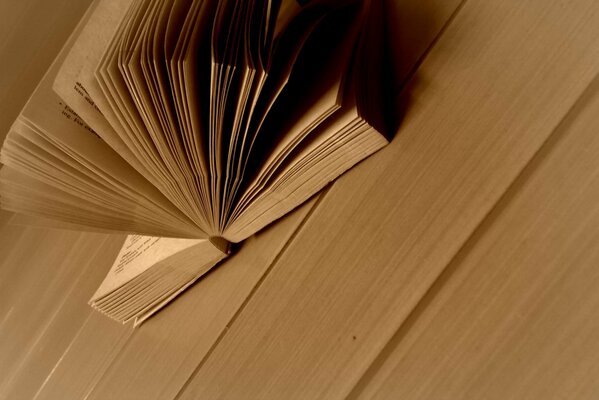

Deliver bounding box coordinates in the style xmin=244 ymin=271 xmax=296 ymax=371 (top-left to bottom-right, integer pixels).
xmin=0 ymin=0 xmax=387 ymax=325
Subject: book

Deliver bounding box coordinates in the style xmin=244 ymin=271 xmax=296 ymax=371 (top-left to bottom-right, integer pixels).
xmin=0 ymin=0 xmax=387 ymax=325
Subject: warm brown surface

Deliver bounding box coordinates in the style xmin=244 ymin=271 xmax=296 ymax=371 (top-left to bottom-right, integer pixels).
xmin=2 ymin=0 xmax=599 ymax=399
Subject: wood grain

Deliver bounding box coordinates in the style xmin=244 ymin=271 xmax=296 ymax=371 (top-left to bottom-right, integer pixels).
xmin=0 ymin=0 xmax=93 ymax=145
xmin=33 ymin=312 xmax=133 ymax=400
xmin=349 ymin=73 xmax=599 ymax=400
xmin=0 ymin=235 xmax=122 ymax=400
xmin=178 ymin=0 xmax=599 ymax=398
xmin=0 ymin=230 xmax=101 ymax=390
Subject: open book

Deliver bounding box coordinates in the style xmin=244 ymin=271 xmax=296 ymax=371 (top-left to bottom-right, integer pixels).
xmin=0 ymin=0 xmax=387 ymax=325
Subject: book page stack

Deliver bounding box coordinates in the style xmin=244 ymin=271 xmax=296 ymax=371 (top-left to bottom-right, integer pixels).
xmin=0 ymin=0 xmax=387 ymax=325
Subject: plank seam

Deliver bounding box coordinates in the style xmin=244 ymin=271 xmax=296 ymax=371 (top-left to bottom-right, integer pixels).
xmin=173 ymin=186 xmax=333 ymax=400
xmin=345 ymin=70 xmax=599 ymax=400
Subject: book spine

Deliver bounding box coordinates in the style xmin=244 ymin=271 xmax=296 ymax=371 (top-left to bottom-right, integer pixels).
xmin=209 ymin=236 xmax=233 ymax=255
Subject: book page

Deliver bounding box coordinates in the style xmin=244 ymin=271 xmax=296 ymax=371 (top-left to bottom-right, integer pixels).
xmin=94 ymin=0 xmax=216 ymax=232
xmin=226 ymin=3 xmax=365 ymax=231
xmin=90 ymin=235 xmax=208 ymax=301
xmin=53 ymin=0 xmax=140 ymax=172
xmin=0 ymin=0 xmax=205 ymax=238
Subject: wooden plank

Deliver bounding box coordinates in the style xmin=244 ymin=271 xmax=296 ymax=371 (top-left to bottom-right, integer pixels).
xmin=177 ymin=0 xmax=599 ymax=399
xmin=0 ymin=210 xmax=14 ymax=229
xmin=0 ymin=234 xmax=122 ymax=400
xmin=0 ymin=222 xmax=28 ymax=306
xmin=0 ymin=229 xmax=88 ymax=319
xmin=0 ymin=229 xmax=99 ymax=390
xmin=383 ymin=0 xmax=466 ymax=93
xmin=33 ymin=312 xmax=133 ymax=400
xmin=0 ymin=0 xmax=93 ymax=145
xmin=348 ymin=74 xmax=599 ymax=400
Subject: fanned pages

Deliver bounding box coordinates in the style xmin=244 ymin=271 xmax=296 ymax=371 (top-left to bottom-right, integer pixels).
xmin=0 ymin=0 xmax=388 ymax=324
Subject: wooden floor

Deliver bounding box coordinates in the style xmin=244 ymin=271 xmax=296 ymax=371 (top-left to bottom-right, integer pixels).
xmin=2 ymin=0 xmax=599 ymax=399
